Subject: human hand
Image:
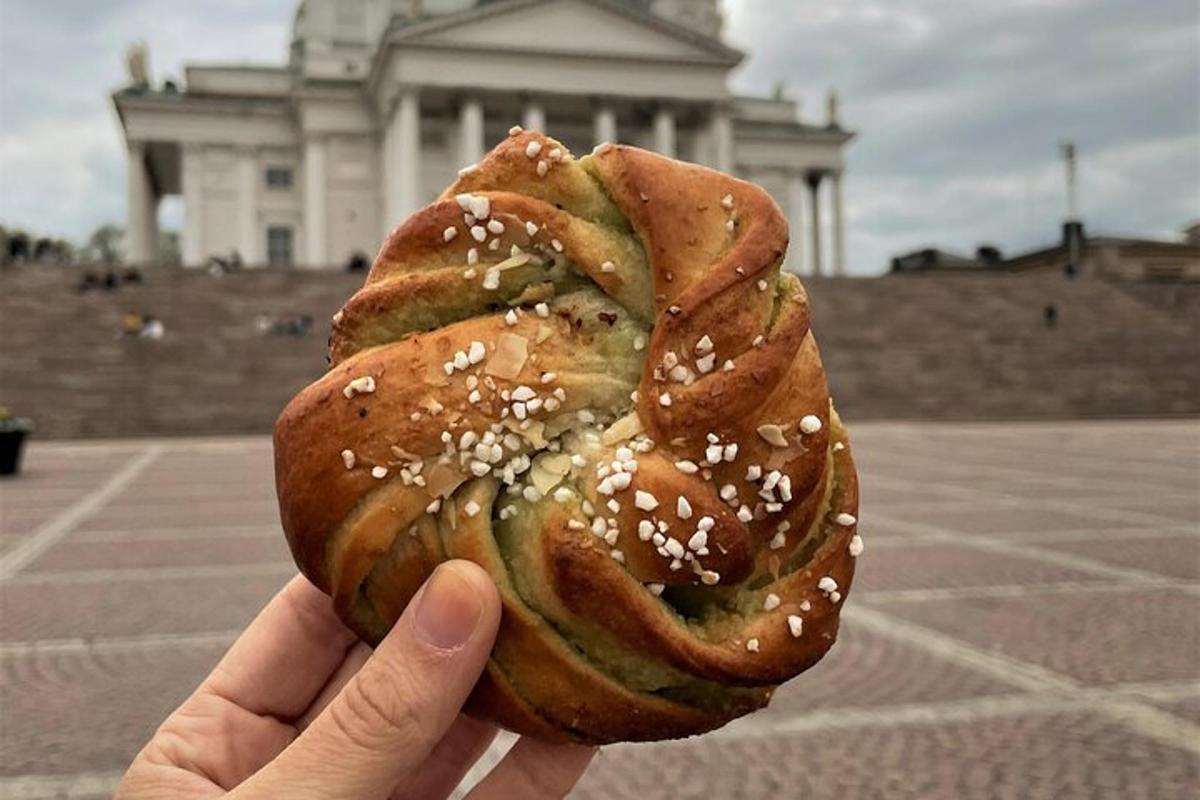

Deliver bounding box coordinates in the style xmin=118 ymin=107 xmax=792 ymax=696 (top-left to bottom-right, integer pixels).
xmin=116 ymin=560 xmax=595 ymax=799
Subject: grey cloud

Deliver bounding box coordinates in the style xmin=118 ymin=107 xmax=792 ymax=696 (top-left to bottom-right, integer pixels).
xmin=727 ymin=0 xmax=1199 ymax=272
xmin=0 ymin=0 xmax=1195 ymax=274
xmin=5 ymin=0 xmax=141 ymax=29
xmin=0 ymin=0 xmax=294 ymax=239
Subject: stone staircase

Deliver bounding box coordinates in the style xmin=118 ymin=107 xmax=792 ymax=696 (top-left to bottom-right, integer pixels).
xmin=805 ymin=272 xmax=1199 ymax=420
xmin=0 ymin=267 xmax=361 ymax=438
xmin=2 ymin=266 xmax=1196 ymax=438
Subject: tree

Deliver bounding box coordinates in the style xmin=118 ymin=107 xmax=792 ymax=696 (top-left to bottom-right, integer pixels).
xmin=2 ymin=226 xmax=75 ymax=266
xmin=6 ymin=230 xmax=30 ymax=263
xmin=84 ymin=224 xmax=124 ymax=265
xmin=33 ymin=237 xmax=74 ymax=263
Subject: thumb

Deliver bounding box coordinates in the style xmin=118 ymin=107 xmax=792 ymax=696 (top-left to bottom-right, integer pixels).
xmin=240 ymin=560 xmax=501 ymax=800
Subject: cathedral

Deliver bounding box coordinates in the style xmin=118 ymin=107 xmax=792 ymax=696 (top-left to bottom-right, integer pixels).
xmin=113 ymin=0 xmax=853 ymax=273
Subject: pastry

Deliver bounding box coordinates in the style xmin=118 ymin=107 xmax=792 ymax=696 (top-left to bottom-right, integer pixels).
xmin=274 ymin=130 xmax=861 ymax=744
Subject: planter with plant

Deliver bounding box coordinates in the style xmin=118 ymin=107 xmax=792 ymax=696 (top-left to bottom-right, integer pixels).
xmin=0 ymin=407 xmax=33 ymax=476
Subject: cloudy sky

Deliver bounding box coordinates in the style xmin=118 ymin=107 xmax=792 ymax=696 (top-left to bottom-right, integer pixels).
xmin=0 ymin=0 xmax=1196 ymax=274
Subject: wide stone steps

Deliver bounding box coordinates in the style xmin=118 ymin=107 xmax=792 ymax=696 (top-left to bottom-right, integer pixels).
xmin=2 ymin=266 xmax=1197 ymax=437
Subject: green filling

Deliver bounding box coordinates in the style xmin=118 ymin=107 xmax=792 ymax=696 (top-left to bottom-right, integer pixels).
xmin=349 ymin=260 xmax=590 ymax=354
xmin=491 ymin=495 xmax=751 ymax=707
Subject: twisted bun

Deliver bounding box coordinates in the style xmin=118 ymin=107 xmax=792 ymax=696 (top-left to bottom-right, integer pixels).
xmin=274 ymin=131 xmax=861 ymax=744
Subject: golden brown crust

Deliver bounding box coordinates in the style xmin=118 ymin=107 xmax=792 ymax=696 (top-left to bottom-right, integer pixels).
xmin=274 ymin=131 xmax=861 ymax=744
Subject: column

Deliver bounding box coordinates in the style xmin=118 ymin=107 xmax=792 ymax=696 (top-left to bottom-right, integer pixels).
xmin=125 ymin=141 xmax=154 ymax=263
xmin=830 ymin=170 xmax=846 ymax=276
xmin=144 ymin=186 xmax=159 ymax=264
xmin=459 ymin=96 xmax=484 ymax=168
xmin=181 ymin=144 xmax=205 ymax=266
xmin=711 ymin=106 xmax=734 ymax=174
xmin=304 ymin=135 xmax=328 ymax=268
xmin=522 ymin=100 xmax=545 ymax=133
xmin=787 ymin=172 xmax=806 ymax=275
xmin=593 ymin=103 xmax=617 ymax=146
xmin=394 ymin=88 xmax=421 ymax=221
xmin=806 ymin=171 xmax=824 ymax=277
xmin=653 ymin=106 xmax=676 ymax=158
xmin=237 ymin=146 xmax=259 ymax=265
xmin=381 ymin=115 xmax=394 ymax=236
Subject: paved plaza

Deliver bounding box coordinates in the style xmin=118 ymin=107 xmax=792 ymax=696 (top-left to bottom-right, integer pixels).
xmin=0 ymin=421 xmax=1197 ymax=798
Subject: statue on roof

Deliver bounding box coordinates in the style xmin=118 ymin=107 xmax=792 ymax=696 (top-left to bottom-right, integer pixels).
xmin=125 ymin=42 xmax=150 ymax=89
xmin=826 ymin=87 xmax=840 ymax=127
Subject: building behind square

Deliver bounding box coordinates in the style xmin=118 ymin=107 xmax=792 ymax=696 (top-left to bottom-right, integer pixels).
xmin=113 ymin=0 xmax=854 ymax=275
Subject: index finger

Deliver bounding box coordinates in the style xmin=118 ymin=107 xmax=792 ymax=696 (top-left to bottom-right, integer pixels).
xmin=199 ymin=573 xmax=359 ymax=720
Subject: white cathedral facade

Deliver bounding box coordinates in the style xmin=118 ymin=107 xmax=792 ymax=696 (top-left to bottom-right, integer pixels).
xmin=113 ymin=0 xmax=854 ymax=274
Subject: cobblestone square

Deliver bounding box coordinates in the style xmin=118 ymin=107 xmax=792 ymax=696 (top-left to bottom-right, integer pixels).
xmin=1 ymin=421 xmax=1196 ymax=798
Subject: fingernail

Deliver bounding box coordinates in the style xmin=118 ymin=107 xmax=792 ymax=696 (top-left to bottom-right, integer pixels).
xmin=412 ymin=563 xmax=484 ymax=650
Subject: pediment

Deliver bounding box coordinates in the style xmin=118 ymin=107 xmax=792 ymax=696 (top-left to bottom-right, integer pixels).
xmin=399 ymin=0 xmax=740 ymax=64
